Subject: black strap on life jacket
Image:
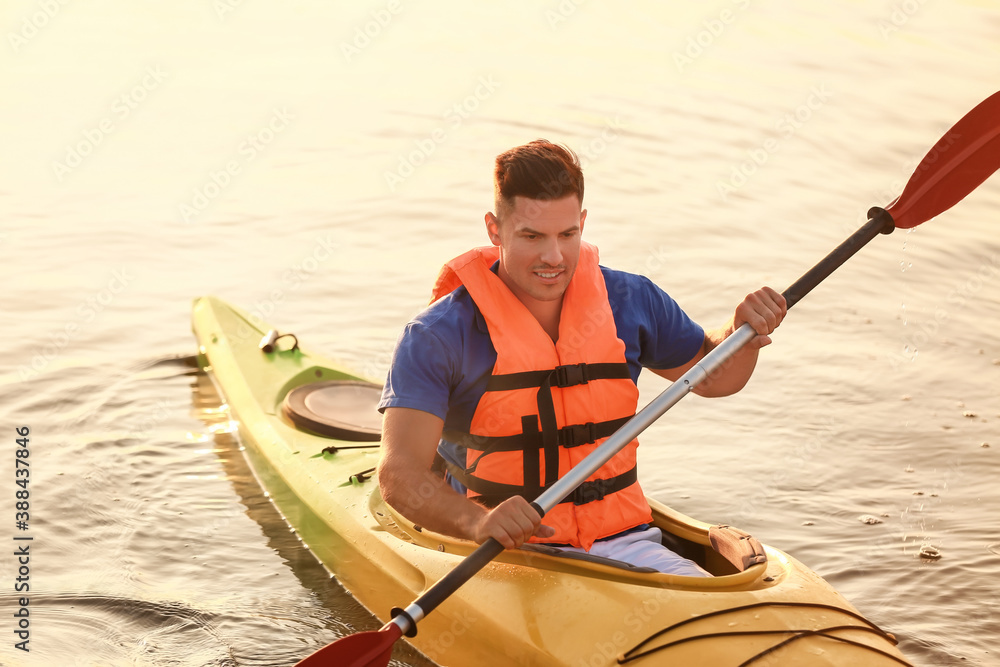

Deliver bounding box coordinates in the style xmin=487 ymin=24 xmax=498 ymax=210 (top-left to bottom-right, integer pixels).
xmin=446 ymin=462 xmax=638 ymax=509
xmin=448 ymin=361 xmax=635 ymax=503
xmin=483 ymin=362 xmax=630 ymax=392
xmin=442 ymin=415 xmax=632 ymax=454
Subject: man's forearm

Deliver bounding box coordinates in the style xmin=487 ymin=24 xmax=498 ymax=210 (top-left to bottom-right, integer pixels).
xmin=692 ymin=325 xmax=759 ymax=397
xmin=377 ymin=463 xmax=487 ymax=541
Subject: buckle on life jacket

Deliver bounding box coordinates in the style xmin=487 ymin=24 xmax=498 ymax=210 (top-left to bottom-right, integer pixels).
xmin=568 ymin=468 xmax=638 ymax=505
xmin=571 ymin=482 xmax=607 ymax=505
xmin=559 ymin=421 xmax=597 ymax=447
xmin=446 ymin=464 xmax=638 ymax=508
xmin=553 ymin=363 xmax=589 ymax=388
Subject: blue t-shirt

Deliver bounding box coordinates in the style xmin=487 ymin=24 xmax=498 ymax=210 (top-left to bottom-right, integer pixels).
xmin=378 ymin=266 xmax=706 ymax=475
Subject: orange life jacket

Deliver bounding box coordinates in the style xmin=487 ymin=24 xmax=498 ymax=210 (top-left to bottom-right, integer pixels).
xmin=430 ymin=243 xmax=652 ymax=549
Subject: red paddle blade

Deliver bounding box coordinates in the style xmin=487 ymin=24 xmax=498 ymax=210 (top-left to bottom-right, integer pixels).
xmin=886 ymin=90 xmax=1000 ymax=229
xmin=294 ymin=623 xmax=402 ymax=667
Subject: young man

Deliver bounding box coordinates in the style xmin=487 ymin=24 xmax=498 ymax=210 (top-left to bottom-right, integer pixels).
xmin=377 ymin=140 xmax=785 ymax=576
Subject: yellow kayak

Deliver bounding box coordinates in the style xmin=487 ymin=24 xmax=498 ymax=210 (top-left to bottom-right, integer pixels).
xmin=191 ymin=295 xmax=912 ymax=666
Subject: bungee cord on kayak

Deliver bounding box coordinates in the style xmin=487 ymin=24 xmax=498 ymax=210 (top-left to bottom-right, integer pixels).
xmin=625 ymin=628 xmax=912 ymax=667
xmin=736 ymin=632 xmax=913 ymax=667
xmin=348 ymin=467 xmax=377 ymax=484
xmin=619 ymin=600 xmax=911 ymax=665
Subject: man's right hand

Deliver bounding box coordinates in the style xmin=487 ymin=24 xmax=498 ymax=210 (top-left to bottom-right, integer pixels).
xmin=380 ymin=407 xmax=556 ymax=550
xmin=472 ymin=496 xmax=556 ymax=549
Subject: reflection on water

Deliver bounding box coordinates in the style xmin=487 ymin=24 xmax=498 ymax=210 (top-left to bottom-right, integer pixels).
xmin=191 ymin=372 xmax=437 ymax=667
xmin=2 ymin=0 xmax=999 ymax=665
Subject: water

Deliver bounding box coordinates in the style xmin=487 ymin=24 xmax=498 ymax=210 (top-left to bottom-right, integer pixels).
xmin=2 ymin=1 xmax=999 ymax=665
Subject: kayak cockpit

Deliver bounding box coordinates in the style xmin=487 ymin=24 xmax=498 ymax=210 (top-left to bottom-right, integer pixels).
xmin=369 ymin=487 xmax=778 ymax=589
xmin=275 ymin=374 xmax=774 ymax=586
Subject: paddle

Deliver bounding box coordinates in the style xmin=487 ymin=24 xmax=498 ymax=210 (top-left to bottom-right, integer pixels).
xmin=295 ymin=90 xmax=1000 ymax=667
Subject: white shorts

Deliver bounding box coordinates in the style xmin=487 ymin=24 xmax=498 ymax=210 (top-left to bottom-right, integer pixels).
xmin=553 ymin=527 xmax=712 ymax=577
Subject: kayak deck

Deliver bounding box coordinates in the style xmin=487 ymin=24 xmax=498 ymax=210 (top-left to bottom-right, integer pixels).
xmin=191 ymin=296 xmax=911 ymax=666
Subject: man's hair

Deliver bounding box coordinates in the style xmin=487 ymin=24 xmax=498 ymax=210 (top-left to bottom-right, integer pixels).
xmin=493 ymin=140 xmax=584 ymax=221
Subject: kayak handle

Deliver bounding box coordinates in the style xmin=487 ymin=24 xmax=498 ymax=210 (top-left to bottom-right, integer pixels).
xmin=259 ymin=329 xmax=299 ymax=353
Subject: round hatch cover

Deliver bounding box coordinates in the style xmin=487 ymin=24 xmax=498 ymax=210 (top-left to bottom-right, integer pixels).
xmin=281 ymin=380 xmax=383 ymax=441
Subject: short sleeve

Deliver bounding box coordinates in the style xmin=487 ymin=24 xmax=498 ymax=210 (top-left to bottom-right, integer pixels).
xmin=378 ymin=320 xmax=456 ymax=421
xmin=638 ymin=280 xmax=705 ymax=369
xmin=604 ymin=269 xmax=705 ymax=372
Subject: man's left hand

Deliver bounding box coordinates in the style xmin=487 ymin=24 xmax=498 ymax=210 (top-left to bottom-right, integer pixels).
xmin=733 ymin=286 xmax=787 ymax=349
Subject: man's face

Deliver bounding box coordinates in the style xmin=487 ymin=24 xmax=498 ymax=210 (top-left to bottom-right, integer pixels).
xmin=486 ymin=194 xmax=587 ymax=307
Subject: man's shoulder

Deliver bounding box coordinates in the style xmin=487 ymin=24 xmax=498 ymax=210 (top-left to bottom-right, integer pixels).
xmin=600 ymin=265 xmax=660 ymax=303
xmin=408 ymin=286 xmax=480 ymax=340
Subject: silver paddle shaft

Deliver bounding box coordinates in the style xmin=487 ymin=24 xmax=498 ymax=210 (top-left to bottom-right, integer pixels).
xmin=533 ymin=322 xmax=759 ymax=514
